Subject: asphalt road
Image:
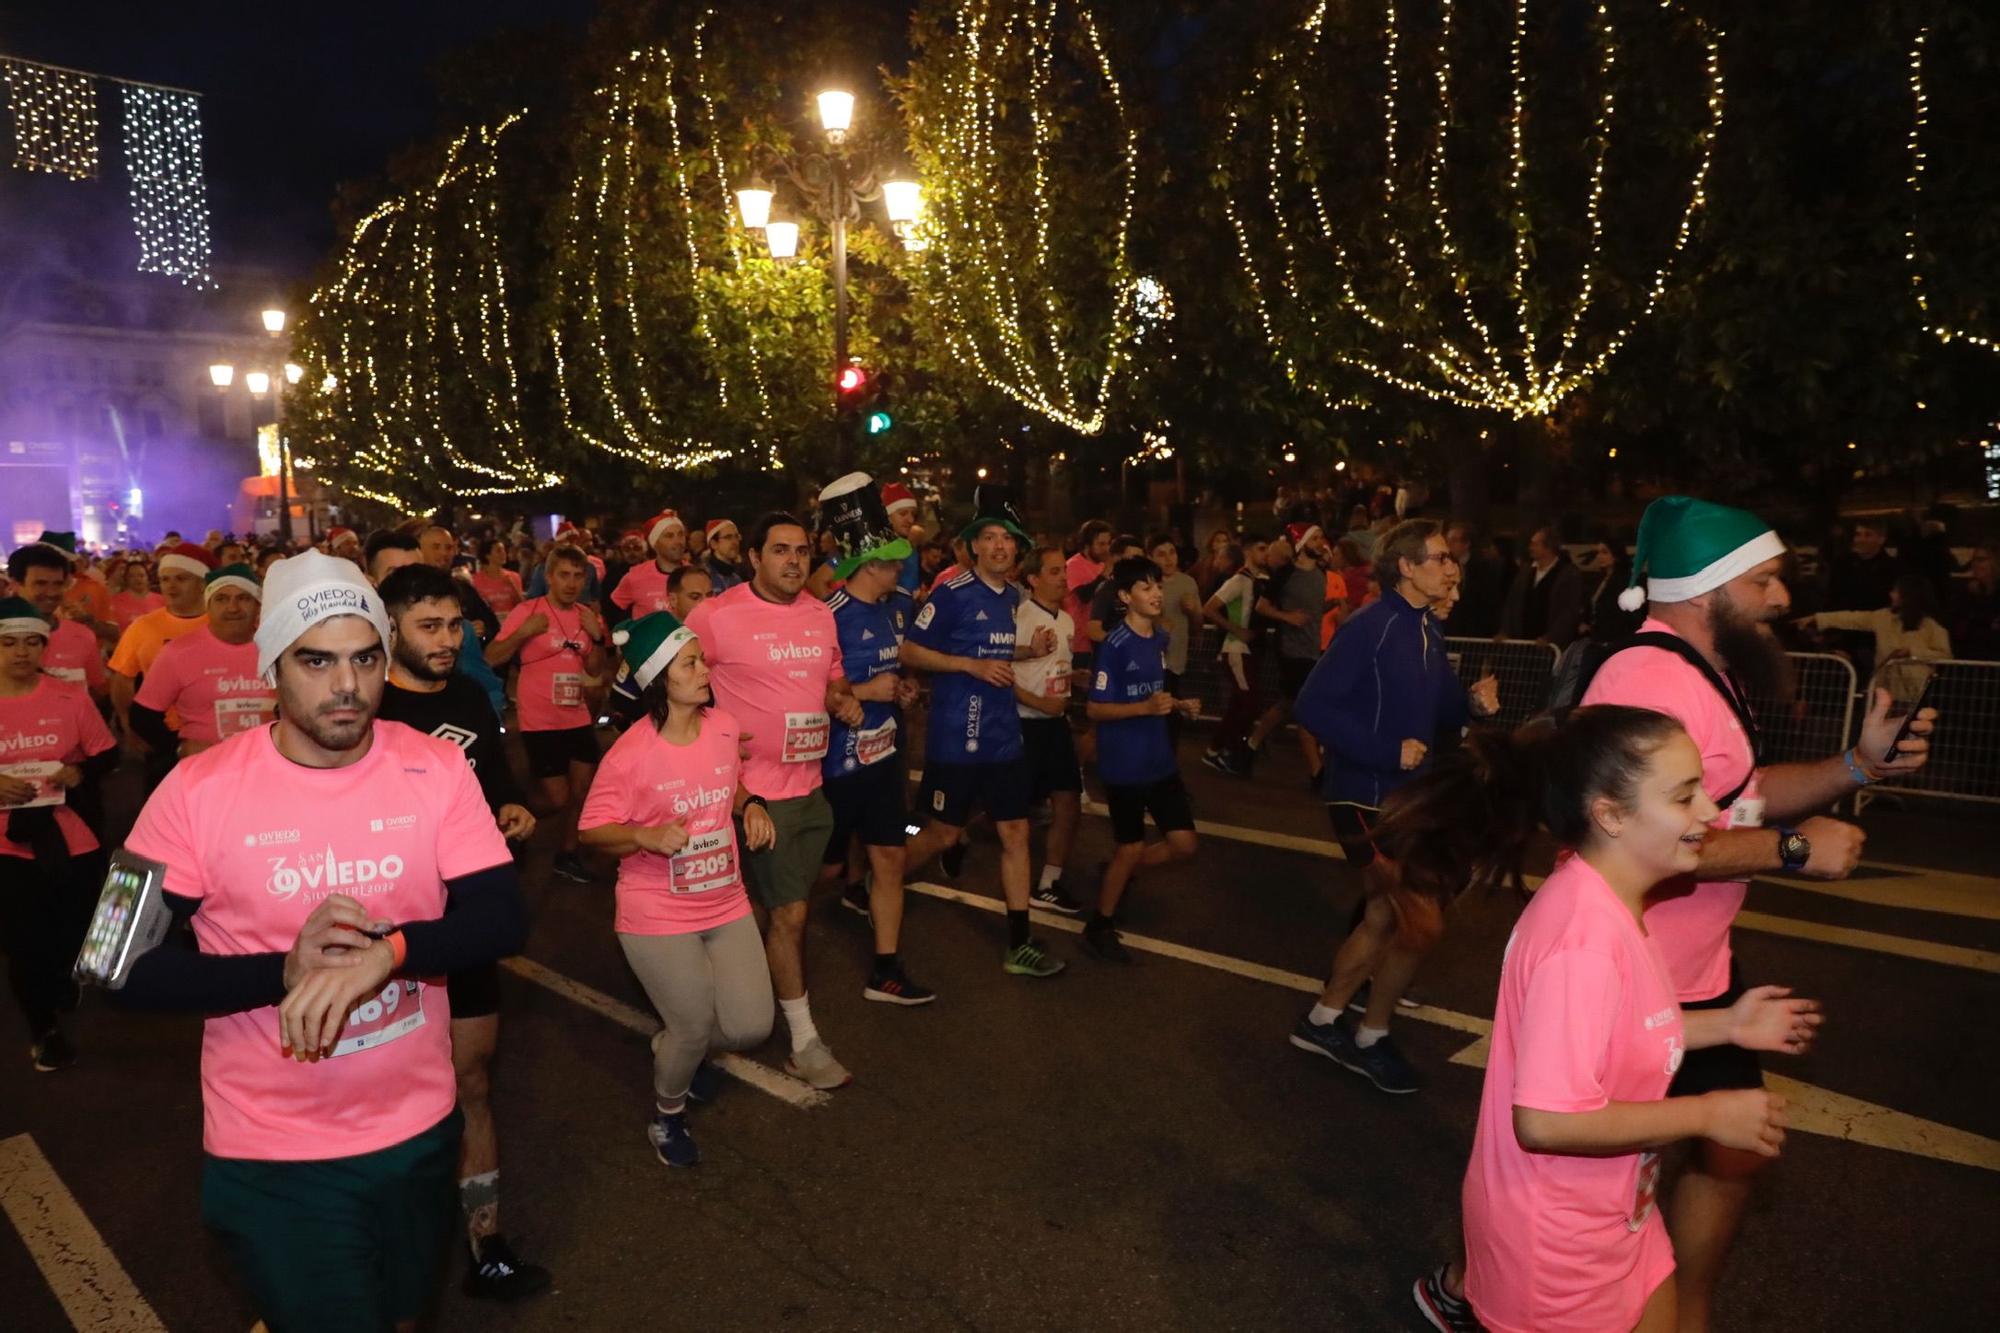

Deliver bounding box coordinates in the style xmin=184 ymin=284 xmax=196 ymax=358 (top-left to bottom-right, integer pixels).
xmin=2 ymin=729 xmax=1995 ymax=1331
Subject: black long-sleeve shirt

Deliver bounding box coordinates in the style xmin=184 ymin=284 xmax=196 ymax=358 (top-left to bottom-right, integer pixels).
xmin=375 ymin=675 xmax=526 ymax=813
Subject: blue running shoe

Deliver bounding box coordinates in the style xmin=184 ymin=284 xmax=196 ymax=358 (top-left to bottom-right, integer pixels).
xmin=1288 ymin=1012 xmax=1357 ymax=1065
xmin=648 ymin=1110 xmax=700 ymax=1167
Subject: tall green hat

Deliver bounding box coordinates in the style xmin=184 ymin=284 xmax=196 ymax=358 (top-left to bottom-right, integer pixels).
xmin=1620 ymin=496 xmax=1786 ymax=612
xmin=817 ymin=472 xmax=912 ymax=580
xmin=0 ymin=596 xmax=51 ymax=639
xmin=611 ymin=611 xmax=697 ymax=691
xmin=205 ymin=563 xmax=262 ymax=601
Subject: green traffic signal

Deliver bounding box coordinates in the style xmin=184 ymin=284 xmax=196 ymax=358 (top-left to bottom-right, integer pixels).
xmin=865 ymin=410 xmax=893 ymax=435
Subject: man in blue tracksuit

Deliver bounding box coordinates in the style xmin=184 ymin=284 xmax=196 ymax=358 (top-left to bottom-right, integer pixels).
xmin=1288 ymin=518 xmax=1498 ymax=1094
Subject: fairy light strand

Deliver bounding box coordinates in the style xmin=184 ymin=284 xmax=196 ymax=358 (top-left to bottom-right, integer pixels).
xmin=2 ymin=58 xmax=98 ymax=178
xmin=119 ymin=84 xmax=215 ymax=287
xmin=1906 ymin=28 xmax=1997 ymax=356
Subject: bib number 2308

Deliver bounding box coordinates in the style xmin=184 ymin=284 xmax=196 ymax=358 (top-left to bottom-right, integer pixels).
xmin=782 ymin=711 xmax=830 ymax=763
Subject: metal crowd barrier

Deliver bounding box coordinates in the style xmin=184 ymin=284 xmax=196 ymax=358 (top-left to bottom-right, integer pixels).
xmin=1742 ymin=652 xmax=1858 ymax=769
xmin=1861 ymin=659 xmax=2000 ymax=808
xmin=1442 ymin=637 xmax=1562 ymax=731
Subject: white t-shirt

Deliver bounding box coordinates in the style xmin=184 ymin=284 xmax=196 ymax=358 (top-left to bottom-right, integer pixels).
xmin=1212 ymin=571 xmax=1257 ymax=656
xmin=1013 ymin=597 xmax=1075 ymax=719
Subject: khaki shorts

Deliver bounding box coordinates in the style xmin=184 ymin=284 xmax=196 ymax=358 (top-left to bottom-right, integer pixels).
xmin=742 ymin=789 xmax=835 ymax=910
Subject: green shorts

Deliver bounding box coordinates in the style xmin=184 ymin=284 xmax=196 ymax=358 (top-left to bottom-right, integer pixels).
xmin=201 ymin=1110 xmax=462 ymax=1332
xmin=742 ymin=789 xmax=835 ymax=910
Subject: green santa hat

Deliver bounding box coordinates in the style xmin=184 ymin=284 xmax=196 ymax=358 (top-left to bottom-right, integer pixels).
xmin=1620 ymin=496 xmax=1786 ymax=613
xmin=205 ymin=563 xmax=262 ymax=601
xmin=611 ymin=611 xmax=698 ymax=691
xmin=0 ymin=596 xmax=51 ymax=640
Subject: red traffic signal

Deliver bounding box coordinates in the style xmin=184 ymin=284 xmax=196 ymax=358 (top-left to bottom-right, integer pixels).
xmin=837 ymin=364 xmax=868 ymax=395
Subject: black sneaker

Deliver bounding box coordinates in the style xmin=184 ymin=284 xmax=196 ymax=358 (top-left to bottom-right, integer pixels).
xmin=464 ymin=1235 xmax=552 ymax=1302
xmin=1029 ymin=879 xmax=1083 ymax=916
xmin=940 ymin=838 xmax=968 ymax=878
xmin=1413 ymin=1264 xmax=1481 ymax=1332
xmin=685 ymin=1059 xmax=725 ymax=1103
xmin=30 ymin=1029 xmax=74 ymax=1073
xmin=551 ymin=852 xmax=593 ymax=884
xmin=863 ymin=964 xmax=938 ymax=1006
xmin=1200 ymin=749 xmax=1231 ymax=775
xmin=1340 ymin=1024 xmax=1423 ymax=1095
xmin=1082 ymin=921 xmax=1132 ymax=963
xmin=839 ymin=882 xmax=871 ymax=919
xmin=1233 ymin=746 xmax=1259 ymax=778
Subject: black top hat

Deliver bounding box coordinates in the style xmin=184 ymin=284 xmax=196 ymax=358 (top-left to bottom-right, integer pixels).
xmin=960 ymin=482 xmax=1030 ymax=544
xmin=817 ymin=472 xmax=913 ymax=580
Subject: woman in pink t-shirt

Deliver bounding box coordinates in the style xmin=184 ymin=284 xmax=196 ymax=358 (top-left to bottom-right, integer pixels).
xmin=1384 ymin=709 xmax=1820 ymax=1333
xmin=472 ymin=540 xmax=523 ymax=617
xmin=109 ymin=558 xmax=165 ymax=630
xmin=578 ymin=615 xmax=777 ymax=1169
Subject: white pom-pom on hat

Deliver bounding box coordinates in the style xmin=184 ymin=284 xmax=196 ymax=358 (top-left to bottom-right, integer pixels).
xmin=1617 ymin=585 xmax=1647 ymax=613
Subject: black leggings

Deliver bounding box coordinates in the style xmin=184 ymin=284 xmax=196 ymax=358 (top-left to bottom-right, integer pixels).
xmin=0 ymin=849 xmax=105 ymax=1037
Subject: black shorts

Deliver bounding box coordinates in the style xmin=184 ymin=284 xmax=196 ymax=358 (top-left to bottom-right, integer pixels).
xmin=1021 ymin=716 xmax=1082 ymax=799
xmin=823 ymin=759 xmax=909 ymax=854
xmin=521 ymin=724 xmax=600 ymax=778
xmin=1279 ymin=655 xmax=1316 ymax=698
xmin=1105 ymin=774 xmax=1195 ymax=845
xmin=1667 ymin=964 xmax=1764 ymax=1096
xmin=1326 ymin=801 xmax=1381 ymax=868
xmin=920 ymin=758 xmax=1031 ymax=827
xmin=447 ymin=962 xmax=501 ymax=1020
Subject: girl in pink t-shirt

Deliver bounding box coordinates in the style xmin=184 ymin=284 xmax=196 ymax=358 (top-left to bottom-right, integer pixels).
xmin=1379 ymin=709 xmax=1821 ymax=1333
xmin=578 ymin=619 xmax=777 ymax=1168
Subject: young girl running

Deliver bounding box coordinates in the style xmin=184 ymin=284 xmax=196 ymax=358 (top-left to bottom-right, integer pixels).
xmin=1392 ymin=707 xmax=1818 ymax=1332
xmin=579 ymin=612 xmax=777 ymax=1167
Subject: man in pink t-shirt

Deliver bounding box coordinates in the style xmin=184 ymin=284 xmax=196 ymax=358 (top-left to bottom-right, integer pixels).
xmin=1577 ymin=495 xmax=1937 ymax=1331
xmin=118 ymin=550 xmax=523 ymax=1333
xmin=6 ymin=542 xmax=108 ymax=701
xmin=683 ymin=511 xmax=863 ymax=1090
xmin=132 ymin=564 xmax=274 ymax=760
xmin=610 ymin=509 xmax=689 ymax=617
xmin=1065 ymin=520 xmax=1112 ymax=660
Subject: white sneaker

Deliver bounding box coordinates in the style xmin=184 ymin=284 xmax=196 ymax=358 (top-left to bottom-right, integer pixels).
xmin=785 ymin=1038 xmax=853 ymax=1090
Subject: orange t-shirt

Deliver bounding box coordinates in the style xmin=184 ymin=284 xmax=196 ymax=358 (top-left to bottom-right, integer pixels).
xmin=1319 ymin=570 xmax=1349 ymax=650
xmin=63 ymin=575 xmax=113 ymax=625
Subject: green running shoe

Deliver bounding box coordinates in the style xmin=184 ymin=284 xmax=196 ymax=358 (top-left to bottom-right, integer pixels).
xmin=1002 ymin=938 xmax=1066 ymax=978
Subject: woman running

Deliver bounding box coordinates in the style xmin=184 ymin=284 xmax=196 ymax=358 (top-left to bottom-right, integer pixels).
xmin=1392 ymin=707 xmax=1818 ymax=1333
xmin=578 ymin=612 xmax=776 ymax=1167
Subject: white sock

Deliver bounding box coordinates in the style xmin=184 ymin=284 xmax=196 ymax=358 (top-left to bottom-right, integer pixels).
xmin=780 ymin=995 xmax=818 ymax=1053
xmin=1038 ymin=864 xmax=1063 ymax=891
xmin=1308 ymin=1002 xmax=1341 ymax=1027
xmin=1355 ymin=1024 xmax=1388 ymax=1049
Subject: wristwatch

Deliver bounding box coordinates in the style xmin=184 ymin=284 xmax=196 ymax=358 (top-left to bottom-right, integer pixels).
xmin=1775 ymin=825 xmax=1811 ymax=873
xmin=739 ymin=795 xmax=769 ymax=815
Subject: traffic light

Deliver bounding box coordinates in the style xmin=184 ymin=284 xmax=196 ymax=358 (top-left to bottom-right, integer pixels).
xmin=837 ymin=363 xmax=868 ymax=397
xmin=838 ymin=359 xmax=894 ymax=440
xmin=865 ymin=408 xmax=893 ymax=435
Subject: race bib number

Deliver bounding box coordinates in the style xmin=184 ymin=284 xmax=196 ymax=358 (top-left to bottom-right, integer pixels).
xmin=1044 ymin=670 xmax=1072 ymax=698
xmin=669 ymin=827 xmax=737 ymax=894
xmin=46 ymin=666 xmax=86 ymax=685
xmin=214 ymin=694 xmax=275 ymax=736
xmin=0 ymin=760 xmax=64 ymax=808
xmin=1724 ymin=795 xmax=1764 ymax=829
xmin=552 ymin=672 xmax=585 ymax=710
xmin=330 ymin=979 xmax=427 ymax=1057
xmin=1627 ymin=1151 xmax=1663 ymax=1232
xmin=782 ymin=711 xmax=830 ymax=763
xmin=853 ymin=717 xmax=897 ymax=767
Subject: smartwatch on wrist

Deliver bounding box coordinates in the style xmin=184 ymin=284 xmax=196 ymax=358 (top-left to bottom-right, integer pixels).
xmin=740 ymin=794 xmax=769 ymax=815
xmin=1775 ymin=825 xmax=1811 ymax=873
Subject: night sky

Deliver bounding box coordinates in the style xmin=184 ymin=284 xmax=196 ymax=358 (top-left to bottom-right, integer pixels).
xmin=0 ymin=0 xmax=599 ymax=279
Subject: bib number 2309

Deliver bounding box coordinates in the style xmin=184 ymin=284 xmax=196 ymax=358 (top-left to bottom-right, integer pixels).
xmin=669 ymin=827 xmax=737 ymax=894
xmin=782 ymin=711 xmax=830 ymax=763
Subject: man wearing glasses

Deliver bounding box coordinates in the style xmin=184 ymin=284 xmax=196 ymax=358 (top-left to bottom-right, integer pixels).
xmin=1286 ymin=520 xmax=1498 ymax=1095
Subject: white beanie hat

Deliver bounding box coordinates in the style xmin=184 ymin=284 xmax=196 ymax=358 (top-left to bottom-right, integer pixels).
xmin=254 ymin=550 xmax=393 ymax=680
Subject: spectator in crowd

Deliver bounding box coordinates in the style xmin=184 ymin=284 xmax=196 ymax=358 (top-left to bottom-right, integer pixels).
xmin=1442 ymin=521 xmax=1505 ymax=638
xmin=1946 ymin=545 xmax=1998 ymax=660
xmin=1581 ymin=527 xmax=1644 ymax=643
xmin=1342 ymin=505 xmax=1377 ymax=559
xmin=1499 ymin=526 xmax=1584 ymax=648
xmin=1908 ymin=504 xmax=1961 ymax=592
xmin=1189 ymin=529 xmax=1235 ymax=598
xmin=1799 ymin=573 xmax=1953 ymax=664
xmin=1820 ymin=517 xmax=1901 ymax=612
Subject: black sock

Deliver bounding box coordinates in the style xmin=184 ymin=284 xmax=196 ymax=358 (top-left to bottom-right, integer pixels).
xmin=1088 ymin=912 xmax=1114 ymax=932
xmin=873 ymin=952 xmax=897 ymax=974
xmin=1007 ymin=909 xmax=1030 ymax=949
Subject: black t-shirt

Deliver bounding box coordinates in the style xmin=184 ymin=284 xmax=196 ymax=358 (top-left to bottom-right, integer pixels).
xmin=376 ymin=675 xmax=523 ymax=813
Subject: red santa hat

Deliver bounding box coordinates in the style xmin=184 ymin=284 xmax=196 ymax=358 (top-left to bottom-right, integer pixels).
xmin=646 ymin=510 xmax=686 ymax=548
xmin=881 ymin=482 xmax=917 ymax=515
xmin=1285 ymin=522 xmax=1323 ymax=551
xmin=158 ymin=542 xmax=218 ymax=580
xmin=325 ymin=525 xmax=360 ymax=554
xmin=555 ymin=520 xmax=586 ymax=545
xmin=704 ymin=517 xmax=738 ymax=542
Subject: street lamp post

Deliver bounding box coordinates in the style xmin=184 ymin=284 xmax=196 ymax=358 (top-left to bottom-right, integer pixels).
xmin=209 ymin=307 xmax=300 ymax=546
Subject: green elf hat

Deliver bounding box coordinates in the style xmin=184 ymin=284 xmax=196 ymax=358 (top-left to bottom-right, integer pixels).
xmin=0 ymin=596 xmax=51 ymax=639
xmin=611 ymin=611 xmax=698 ymax=691
xmin=205 ymin=563 xmax=263 ymax=601
xmin=1620 ymin=496 xmax=1786 ymax=613
xmin=959 ymin=481 xmax=1031 ymax=546
xmin=817 ymin=471 xmax=912 ymax=580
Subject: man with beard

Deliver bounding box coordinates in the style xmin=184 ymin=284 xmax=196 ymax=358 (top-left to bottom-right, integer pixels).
xmin=374 ymin=563 xmax=545 ymax=1304
xmin=702 ymin=519 xmax=748 ymax=594
xmin=1533 ymin=496 xmax=1929 ymax=1333
xmin=612 ymin=511 xmax=692 ymax=617
xmin=117 ymin=550 xmax=526 ymax=1332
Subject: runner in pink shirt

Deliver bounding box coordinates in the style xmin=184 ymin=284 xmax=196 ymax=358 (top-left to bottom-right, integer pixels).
xmin=110 ymin=560 xmax=166 ymax=631
xmin=472 ymin=539 xmax=524 ymax=616
xmin=580 ymin=612 xmax=777 ymax=1167
xmin=1065 ymin=520 xmax=1112 ymax=659
xmin=683 ymin=511 xmax=862 ymax=1091
xmin=116 ymin=550 xmax=524 ymax=1333
xmin=132 ymin=564 xmax=274 ymax=757
xmin=609 ymin=509 xmax=689 ymax=616
xmin=6 ymin=542 xmax=108 ymax=700
xmin=0 ymin=597 xmax=118 ymax=1071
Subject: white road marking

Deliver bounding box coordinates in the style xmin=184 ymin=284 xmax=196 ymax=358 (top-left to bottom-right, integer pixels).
xmin=499 ymin=957 xmax=830 ymax=1109
xmin=1077 ymin=800 xmax=1999 ymax=972
xmin=0 ymin=1133 xmax=167 ymax=1331
xmin=907 ymin=882 xmax=2000 ymax=1172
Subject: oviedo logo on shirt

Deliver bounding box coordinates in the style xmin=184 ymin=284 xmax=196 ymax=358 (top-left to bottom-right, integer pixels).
xmin=265 ymin=845 xmax=406 ymax=901
xmin=210 ymin=675 xmax=267 ymax=694
xmin=0 ymin=730 xmax=61 ymax=751
xmin=766 ymin=641 xmax=825 ymax=662
xmin=661 ymin=784 xmax=731 ymax=817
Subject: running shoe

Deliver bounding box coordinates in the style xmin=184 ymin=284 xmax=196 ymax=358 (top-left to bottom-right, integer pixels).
xmin=1199 ymin=748 xmax=1233 ymax=776
xmin=648 ymin=1111 xmax=700 ymax=1167
xmin=685 ymin=1059 xmax=725 ymax=1103
xmin=1029 ymin=878 xmax=1084 ymax=916
xmin=1082 ymin=921 xmax=1132 ymax=964
xmin=1340 ymin=1028 xmax=1424 ymax=1095
xmin=551 ymin=851 xmax=594 ymax=884
xmin=464 ymin=1235 xmax=553 ymax=1302
xmin=839 ymin=882 xmax=872 ymax=919
xmin=786 ymin=1038 xmax=854 ymax=1089
xmin=1346 ymin=982 xmax=1425 ymax=1015
xmin=1288 ymin=1013 xmax=1358 ymax=1066
xmin=30 ymin=1029 xmax=74 ymax=1073
xmin=1413 ymin=1264 xmax=1482 ymax=1332
xmin=1002 ymin=938 xmax=1066 ymax=978
xmin=863 ymin=964 xmax=938 ymax=1006
xmin=1233 ymin=746 xmax=1259 ymax=779
xmin=940 ymin=838 xmax=969 ymax=878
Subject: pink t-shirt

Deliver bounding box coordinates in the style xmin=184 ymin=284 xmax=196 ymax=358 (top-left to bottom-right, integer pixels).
xmin=134 ymin=626 xmax=277 ymax=747
xmin=0 ymin=678 xmax=117 ymax=859
xmin=123 ymin=722 xmax=510 ymax=1161
xmin=1064 ymin=553 xmax=1102 ymax=654
xmin=498 ymin=596 xmax=597 ymax=733
xmin=1583 ymin=617 xmax=1762 ymax=1001
xmin=472 ymin=569 xmax=522 ymax=616
xmin=683 ymin=582 xmax=841 ymax=801
xmin=111 ymin=589 xmax=166 ymax=630
xmin=42 ymin=618 xmax=107 ymax=692
xmin=579 ymin=708 xmax=751 ymax=936
xmin=610 ymin=560 xmax=674 ymax=616
xmin=1462 ymin=857 xmax=1684 ymax=1333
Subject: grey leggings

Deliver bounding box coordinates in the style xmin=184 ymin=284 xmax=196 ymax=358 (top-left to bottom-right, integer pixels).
xmin=618 ymin=915 xmax=775 ymax=1108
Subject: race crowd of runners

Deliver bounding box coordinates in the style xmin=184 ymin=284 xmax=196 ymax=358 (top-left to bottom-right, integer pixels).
xmin=0 ymin=477 xmax=1943 ymax=1332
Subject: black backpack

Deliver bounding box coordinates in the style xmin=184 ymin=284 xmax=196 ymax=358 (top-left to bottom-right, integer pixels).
xmin=1544 ymin=632 xmax=1763 ymax=811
